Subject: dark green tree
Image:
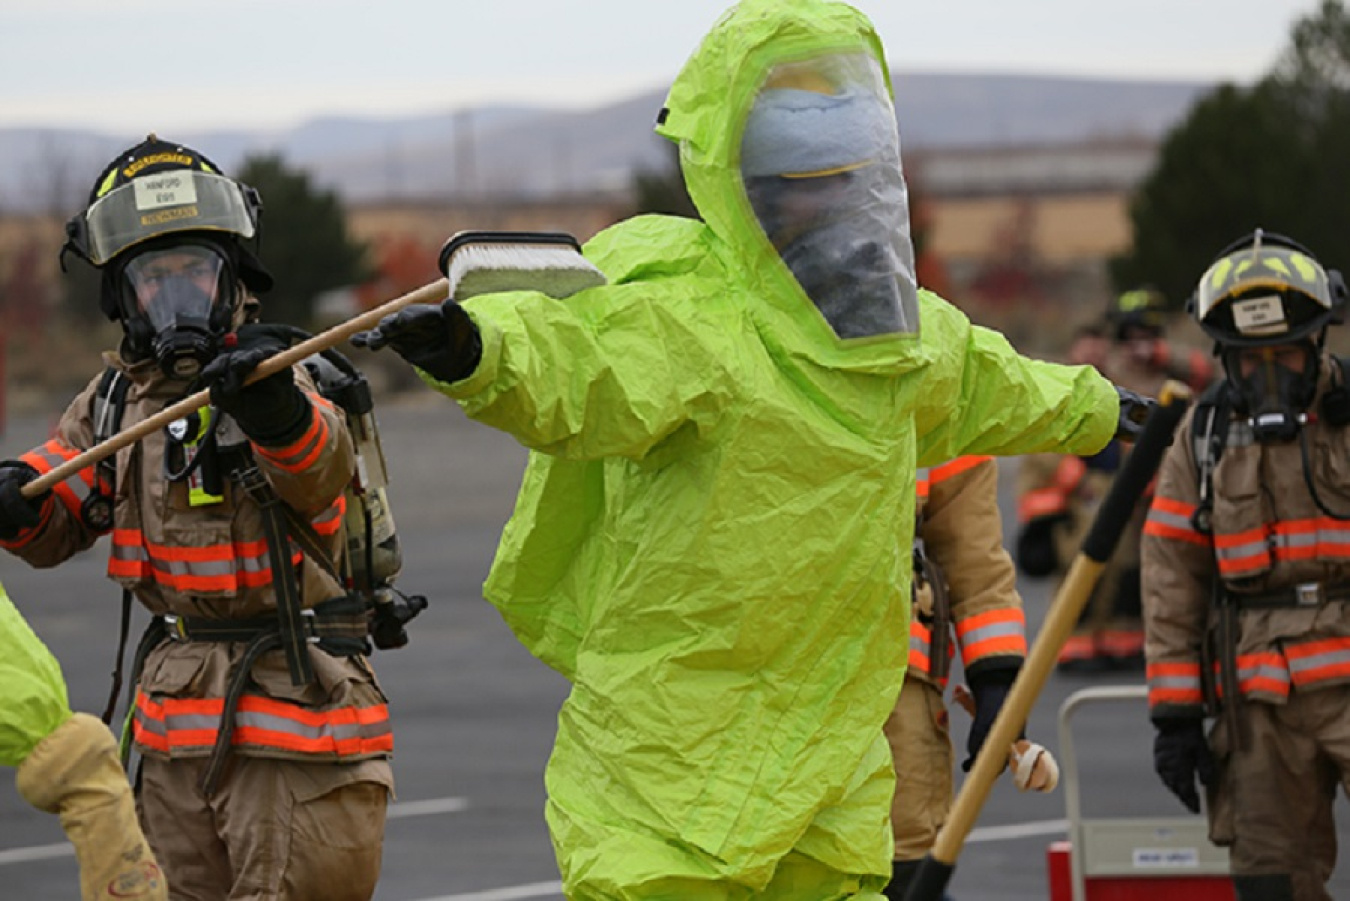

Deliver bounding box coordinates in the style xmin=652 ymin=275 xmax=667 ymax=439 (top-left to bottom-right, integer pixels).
xmin=236 ymin=154 xmax=371 ymax=328
xmin=1112 ymin=1 xmax=1350 ymax=305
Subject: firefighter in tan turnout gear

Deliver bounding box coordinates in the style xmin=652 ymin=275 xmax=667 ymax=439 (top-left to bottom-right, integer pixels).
xmin=883 ymin=456 xmax=1057 ymax=899
xmin=2 ymin=578 xmax=167 ymax=901
xmin=1142 ymin=230 xmax=1350 ymax=901
xmin=1018 ymin=292 xmax=1215 ymax=673
xmin=0 ymin=136 xmax=393 ymax=900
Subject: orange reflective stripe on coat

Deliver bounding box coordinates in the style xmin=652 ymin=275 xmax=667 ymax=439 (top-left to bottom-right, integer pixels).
xmin=956 ymin=607 xmax=1026 ymax=668
xmin=1147 ymin=660 xmax=1204 ymax=709
xmin=1202 ymin=517 xmax=1350 ymax=577
xmin=253 ymin=398 xmax=332 ymax=474
xmin=108 ymin=529 xmax=304 ymax=593
xmin=1018 ymin=456 xmax=1085 ymax=522
xmin=133 ymin=689 xmax=393 ymax=757
xmin=106 ymin=493 xmax=343 ymax=592
xmin=1144 ymin=495 xmax=1212 ymax=547
xmin=19 ymin=439 xmax=111 ymax=526
xmin=907 ymin=619 xmax=954 ymax=682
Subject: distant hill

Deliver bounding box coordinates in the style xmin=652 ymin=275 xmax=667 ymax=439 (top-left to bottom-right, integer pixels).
xmin=0 ymin=71 xmax=1214 ymax=214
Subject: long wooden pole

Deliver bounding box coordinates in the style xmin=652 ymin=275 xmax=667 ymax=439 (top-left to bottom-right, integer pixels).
xmin=22 ymin=278 xmax=448 ymax=499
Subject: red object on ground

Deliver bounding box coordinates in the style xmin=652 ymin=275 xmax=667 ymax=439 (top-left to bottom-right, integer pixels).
xmin=1046 ymin=841 xmax=1236 ymax=901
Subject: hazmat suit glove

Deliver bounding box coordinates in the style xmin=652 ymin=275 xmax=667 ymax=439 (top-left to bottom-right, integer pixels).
xmin=1153 ymin=716 xmax=1214 ymax=814
xmin=16 ymin=713 xmax=167 ymax=901
xmin=350 ymin=299 xmax=482 ymax=384
xmin=0 ymin=460 xmax=50 ymax=539
xmin=202 ymin=323 xmax=310 ymax=447
xmin=1114 ymin=384 xmax=1156 ymax=442
xmin=962 ymin=667 xmax=1024 ymax=772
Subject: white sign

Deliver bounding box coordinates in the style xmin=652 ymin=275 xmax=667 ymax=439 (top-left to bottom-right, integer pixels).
xmin=1231 ymin=294 xmax=1287 ymax=336
xmin=134 ymin=172 xmax=198 ymax=210
xmin=1133 ymin=847 xmax=1201 ymax=869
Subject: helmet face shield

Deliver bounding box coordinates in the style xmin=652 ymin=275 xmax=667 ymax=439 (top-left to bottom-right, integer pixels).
xmin=1194 ymin=242 xmax=1334 ymax=348
xmin=75 ymin=170 xmax=259 ymax=267
xmin=741 ymin=53 xmax=918 ymax=340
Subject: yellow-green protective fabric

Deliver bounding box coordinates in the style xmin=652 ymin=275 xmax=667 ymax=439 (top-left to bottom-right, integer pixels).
xmin=431 ymin=1 xmax=1118 ymax=895
xmin=0 ymin=579 xmax=74 ymax=768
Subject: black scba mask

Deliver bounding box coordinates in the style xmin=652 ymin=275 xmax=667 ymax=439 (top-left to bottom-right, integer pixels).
xmin=1223 ymin=342 xmax=1320 ymax=443
xmin=116 ymin=242 xmax=237 ymax=379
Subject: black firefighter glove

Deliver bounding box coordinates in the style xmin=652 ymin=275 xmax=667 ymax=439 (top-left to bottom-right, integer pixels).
xmin=1153 ymin=716 xmax=1214 ymax=814
xmin=1115 ymin=384 xmax=1156 ymax=442
xmin=350 ymin=299 xmax=482 ymax=384
xmin=0 ymin=461 xmax=50 ymax=539
xmin=201 ymin=323 xmax=310 ymax=447
xmin=1015 ymin=514 xmax=1065 ymax=578
xmin=963 ymin=666 xmax=1024 ymax=772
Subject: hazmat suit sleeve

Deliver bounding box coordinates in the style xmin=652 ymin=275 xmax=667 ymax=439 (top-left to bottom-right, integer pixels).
xmin=1140 ymin=409 xmax=1212 ymax=720
xmin=913 ymin=293 xmax=1117 ymax=466
xmin=0 ymin=376 xmax=107 ymax=566
xmin=0 ymin=580 xmax=72 ymax=767
xmin=439 ymin=283 xmax=732 ymax=461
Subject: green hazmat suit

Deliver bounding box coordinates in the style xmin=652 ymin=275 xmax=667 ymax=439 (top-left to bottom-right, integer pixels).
xmin=0 ymin=578 xmax=73 ymax=768
xmin=428 ymin=1 xmax=1119 ymax=896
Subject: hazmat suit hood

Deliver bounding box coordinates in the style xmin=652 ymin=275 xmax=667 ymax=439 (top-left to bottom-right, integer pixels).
xmin=657 ymin=0 xmax=918 ymax=364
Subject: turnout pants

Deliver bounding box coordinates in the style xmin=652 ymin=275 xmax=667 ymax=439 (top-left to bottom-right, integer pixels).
xmin=138 ymin=754 xmax=392 ymax=901
xmin=1208 ymin=684 xmax=1350 ymax=901
xmin=882 ymin=679 xmax=953 ymax=861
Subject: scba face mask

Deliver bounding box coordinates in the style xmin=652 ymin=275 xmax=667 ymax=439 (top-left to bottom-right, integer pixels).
xmin=119 ymin=243 xmax=236 ymax=379
xmin=1223 ymin=342 xmax=1320 ymax=443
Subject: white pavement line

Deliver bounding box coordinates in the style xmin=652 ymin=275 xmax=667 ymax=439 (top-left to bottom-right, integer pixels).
xmin=414 ymin=881 xmax=563 ymax=901
xmin=387 ymin=796 xmax=471 ymax=819
xmin=0 ymin=796 xmax=470 ymax=869
xmin=966 ymin=817 xmax=1068 ymax=843
xmin=0 ymin=843 xmax=72 ymax=866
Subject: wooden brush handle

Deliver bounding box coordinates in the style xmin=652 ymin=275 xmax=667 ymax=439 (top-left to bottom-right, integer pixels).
xmin=23 ymin=278 xmax=448 ymax=499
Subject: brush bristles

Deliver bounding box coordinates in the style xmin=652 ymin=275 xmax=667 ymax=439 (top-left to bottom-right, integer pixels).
xmin=447 ymin=242 xmax=608 ymax=302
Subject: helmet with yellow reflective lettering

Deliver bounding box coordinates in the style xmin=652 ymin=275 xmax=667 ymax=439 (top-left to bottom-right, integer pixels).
xmin=1189 ymin=229 xmax=1343 ymax=350
xmin=62 ymin=135 xmax=273 ymax=377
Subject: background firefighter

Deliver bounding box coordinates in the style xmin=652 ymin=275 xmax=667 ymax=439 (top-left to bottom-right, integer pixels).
xmin=1017 ymin=290 xmax=1216 ymax=673
xmin=353 ymin=1 xmax=1146 ymax=895
xmin=0 ymin=136 xmax=392 ymax=900
xmin=1142 ymin=229 xmax=1350 ymax=901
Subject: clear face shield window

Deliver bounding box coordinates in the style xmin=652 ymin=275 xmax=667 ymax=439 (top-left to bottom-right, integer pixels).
xmin=741 ymin=53 xmax=918 ymax=340
xmin=76 ymin=170 xmax=259 ymax=266
xmin=122 ymin=245 xmax=231 ymax=379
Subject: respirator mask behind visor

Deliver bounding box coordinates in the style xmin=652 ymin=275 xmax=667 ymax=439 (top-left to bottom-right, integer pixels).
xmin=119 ymin=243 xmax=235 ymax=379
xmin=1222 ymin=342 xmax=1319 ymax=443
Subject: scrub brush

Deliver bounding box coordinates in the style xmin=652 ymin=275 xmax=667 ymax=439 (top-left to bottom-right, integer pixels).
xmin=438 ymin=230 xmax=608 ymax=302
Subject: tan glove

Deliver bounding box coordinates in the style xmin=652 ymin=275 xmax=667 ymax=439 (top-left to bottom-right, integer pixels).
xmin=16 ymin=713 xmax=167 ymax=901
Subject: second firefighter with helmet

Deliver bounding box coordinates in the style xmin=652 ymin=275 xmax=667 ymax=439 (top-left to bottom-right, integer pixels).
xmin=1142 ymin=229 xmax=1350 ymax=900
xmin=0 ymin=136 xmax=394 ymax=900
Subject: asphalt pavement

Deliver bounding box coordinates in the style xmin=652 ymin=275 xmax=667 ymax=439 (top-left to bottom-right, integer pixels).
xmin=1 ymin=391 xmax=1347 ymax=900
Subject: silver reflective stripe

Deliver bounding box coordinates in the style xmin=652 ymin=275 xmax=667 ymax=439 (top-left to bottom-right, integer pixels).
xmin=1147 ymin=508 xmax=1196 ymax=533
xmin=1288 ymin=646 xmax=1350 ymax=678
xmin=29 ymin=448 xmax=92 ymax=503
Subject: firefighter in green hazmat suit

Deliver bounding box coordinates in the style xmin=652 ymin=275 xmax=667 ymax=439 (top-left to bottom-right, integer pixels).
xmin=0 ymin=579 xmax=167 ymax=900
xmin=354 ymin=1 xmax=1146 ymax=895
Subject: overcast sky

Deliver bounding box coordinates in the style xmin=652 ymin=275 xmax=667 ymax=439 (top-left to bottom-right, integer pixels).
xmin=0 ymin=0 xmax=1323 ymax=135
